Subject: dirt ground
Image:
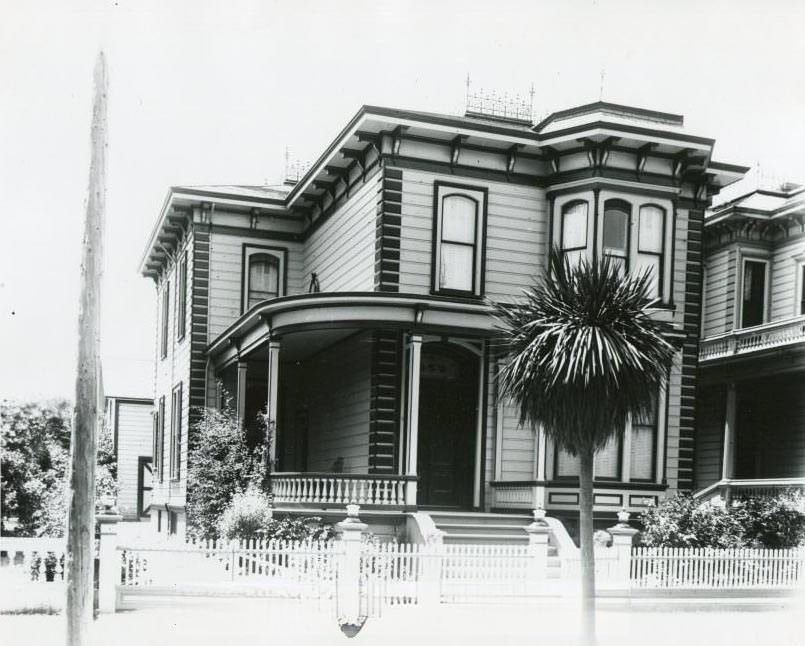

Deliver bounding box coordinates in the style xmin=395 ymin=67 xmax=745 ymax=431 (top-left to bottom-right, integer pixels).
xmin=2 ymin=596 xmax=804 ymax=646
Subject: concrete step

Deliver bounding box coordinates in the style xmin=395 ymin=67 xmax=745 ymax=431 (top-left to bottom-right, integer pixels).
xmin=428 ymin=512 xmax=532 ymax=528
xmin=435 ymin=523 xmax=531 ymax=537
xmin=442 ymin=533 xmax=530 ymax=545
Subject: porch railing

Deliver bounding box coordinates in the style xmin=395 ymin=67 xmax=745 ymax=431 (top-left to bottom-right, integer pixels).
xmin=693 ymin=477 xmax=805 ymax=503
xmin=270 ymin=473 xmax=416 ymax=507
xmin=699 ymin=316 xmax=805 ymax=362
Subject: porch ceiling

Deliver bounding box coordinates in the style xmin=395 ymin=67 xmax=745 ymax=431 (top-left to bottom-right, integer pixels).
xmin=207 ymin=292 xmax=496 ymax=369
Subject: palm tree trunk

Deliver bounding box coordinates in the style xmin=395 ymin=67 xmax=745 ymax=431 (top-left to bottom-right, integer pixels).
xmin=579 ymin=445 xmax=596 ymax=646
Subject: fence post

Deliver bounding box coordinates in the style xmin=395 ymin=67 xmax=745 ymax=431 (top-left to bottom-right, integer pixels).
xmin=607 ymin=509 xmax=639 ymax=591
xmin=422 ymin=529 xmax=445 ymax=608
xmin=525 ymin=508 xmax=551 ymax=592
xmin=335 ymin=503 xmax=368 ymax=628
xmin=97 ymin=510 xmax=123 ymax=613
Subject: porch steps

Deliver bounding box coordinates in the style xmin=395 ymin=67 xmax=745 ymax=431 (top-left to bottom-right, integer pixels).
xmin=427 ymin=511 xmax=534 ymax=545
xmin=425 ymin=512 xmax=564 ymax=578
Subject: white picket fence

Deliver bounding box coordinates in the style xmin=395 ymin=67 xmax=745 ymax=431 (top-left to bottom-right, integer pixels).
xmin=631 ymin=546 xmax=805 ymax=589
xmin=0 ymin=537 xmax=68 ymax=583
xmin=119 ymin=538 xmax=340 ymax=600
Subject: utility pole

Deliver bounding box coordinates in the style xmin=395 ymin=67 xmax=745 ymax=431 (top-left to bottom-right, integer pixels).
xmin=66 ymin=50 xmax=107 ymax=646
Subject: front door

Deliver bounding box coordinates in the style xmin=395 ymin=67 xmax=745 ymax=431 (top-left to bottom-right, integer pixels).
xmin=417 ymin=345 xmax=478 ymax=508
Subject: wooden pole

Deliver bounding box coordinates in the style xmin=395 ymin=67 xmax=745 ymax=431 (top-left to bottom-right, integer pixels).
xmin=66 ymin=50 xmax=107 ymax=646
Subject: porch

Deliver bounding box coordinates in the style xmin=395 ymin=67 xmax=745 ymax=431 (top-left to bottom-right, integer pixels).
xmin=208 ymin=293 xmax=496 ymax=512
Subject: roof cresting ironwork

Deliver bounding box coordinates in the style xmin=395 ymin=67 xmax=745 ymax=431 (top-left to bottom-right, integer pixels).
xmin=284 ymin=147 xmax=313 ymax=185
xmin=464 ymin=75 xmax=534 ymax=123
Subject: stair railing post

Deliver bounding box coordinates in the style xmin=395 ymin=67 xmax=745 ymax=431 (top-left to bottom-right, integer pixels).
xmin=607 ymin=509 xmax=639 ymax=592
xmin=525 ymin=508 xmax=551 ymax=595
xmin=336 ymin=503 xmax=368 ymax=628
xmin=97 ymin=508 xmax=123 ymax=613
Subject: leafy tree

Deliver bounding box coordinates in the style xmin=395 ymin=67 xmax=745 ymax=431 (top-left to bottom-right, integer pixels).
xmin=186 ymin=405 xmax=266 ymax=539
xmin=1 ymin=399 xmax=117 ymax=537
xmin=492 ymin=251 xmax=675 ymax=645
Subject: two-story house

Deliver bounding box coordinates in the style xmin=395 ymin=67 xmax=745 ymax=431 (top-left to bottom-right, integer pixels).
xmin=138 ymin=101 xmax=746 ymax=539
xmin=695 ymin=183 xmax=805 ymax=502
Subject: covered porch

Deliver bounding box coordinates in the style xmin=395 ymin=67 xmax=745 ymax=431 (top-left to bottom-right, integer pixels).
xmin=207 ymin=293 xmax=496 ymax=511
xmin=695 ymin=356 xmax=805 ymax=503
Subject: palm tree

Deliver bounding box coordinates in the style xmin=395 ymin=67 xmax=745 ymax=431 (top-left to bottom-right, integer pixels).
xmin=492 ymin=249 xmax=675 ymax=645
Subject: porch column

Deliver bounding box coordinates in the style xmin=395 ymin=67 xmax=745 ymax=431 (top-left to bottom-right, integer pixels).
xmin=722 ymin=382 xmax=737 ymax=481
xmin=405 ymin=334 xmax=423 ymax=506
xmin=236 ymin=361 xmax=248 ymax=427
xmin=266 ymin=339 xmax=281 ymax=469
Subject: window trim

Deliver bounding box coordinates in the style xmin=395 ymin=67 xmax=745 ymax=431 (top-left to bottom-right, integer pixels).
xmin=636 ymin=204 xmax=667 ymax=301
xmin=169 ymin=383 xmax=183 ymax=481
xmin=430 ymin=181 xmax=488 ymax=297
xmin=176 ymin=251 xmax=187 ymax=342
xmin=560 ymin=199 xmax=590 ymax=254
xmin=793 ymin=252 xmax=805 ymax=317
xmin=137 ymin=456 xmax=153 ymax=518
xmin=736 ymin=254 xmax=770 ymax=329
xmin=157 ymin=397 xmax=165 ymax=483
xmin=601 ymin=199 xmax=632 ymax=270
xmin=160 ymin=281 xmax=170 ymax=359
xmin=241 ymin=245 xmax=288 ymax=314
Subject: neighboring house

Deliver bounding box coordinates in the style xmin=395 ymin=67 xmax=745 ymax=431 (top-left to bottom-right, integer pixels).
xmin=138 ymin=101 xmax=747 ymax=539
xmin=105 ymin=396 xmax=153 ymax=521
xmin=695 ymin=183 xmax=805 ymax=502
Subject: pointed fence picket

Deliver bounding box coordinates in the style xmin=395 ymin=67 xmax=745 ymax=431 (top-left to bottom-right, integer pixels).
xmin=630 ymin=546 xmax=805 ymax=589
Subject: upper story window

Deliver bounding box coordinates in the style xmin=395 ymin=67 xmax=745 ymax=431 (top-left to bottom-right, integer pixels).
xmin=176 ymin=252 xmax=187 ymax=341
xmin=602 ymin=199 xmax=630 ymax=272
xmin=160 ymin=281 xmax=170 ymax=359
xmin=433 ymin=182 xmax=487 ymax=296
xmin=553 ymin=193 xmax=671 ymax=304
xmin=800 ymin=263 xmax=805 ymax=316
xmin=242 ymin=246 xmax=287 ymax=313
xmin=560 ymin=201 xmax=588 ymax=265
xmin=740 ymin=258 xmax=768 ymax=328
xmin=635 ymin=205 xmax=665 ymax=300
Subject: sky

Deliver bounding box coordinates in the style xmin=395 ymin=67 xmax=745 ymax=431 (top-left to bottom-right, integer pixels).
xmin=2 ymin=0 xmax=805 ymax=402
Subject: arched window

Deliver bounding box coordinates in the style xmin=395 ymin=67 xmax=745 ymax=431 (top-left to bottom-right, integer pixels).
xmin=560 ymin=200 xmax=588 ymax=264
xmin=602 ymin=199 xmax=630 ymax=272
xmin=635 ymin=205 xmax=665 ymax=299
xmin=439 ymin=194 xmax=477 ymax=292
xmin=247 ymin=254 xmax=280 ymax=309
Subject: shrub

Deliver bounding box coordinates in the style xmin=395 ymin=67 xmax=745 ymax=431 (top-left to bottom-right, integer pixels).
xmin=217 ymin=484 xmax=335 ymax=542
xmin=639 ymin=492 xmax=805 ymax=549
xmin=186 ymin=404 xmax=266 ymax=539
xmin=733 ymin=490 xmax=805 ymax=549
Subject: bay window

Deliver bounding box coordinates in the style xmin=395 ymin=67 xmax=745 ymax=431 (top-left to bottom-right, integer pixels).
xmin=634 ymin=205 xmax=665 ymax=299
xmin=560 ymin=200 xmax=588 ymax=264
xmin=433 ymin=182 xmax=487 ymax=295
xmin=602 ymin=200 xmax=630 ymax=272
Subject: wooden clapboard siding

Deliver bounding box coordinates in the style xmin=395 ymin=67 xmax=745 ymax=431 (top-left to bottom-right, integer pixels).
xmin=303 ymin=175 xmax=378 ymax=293
xmin=694 ymin=384 xmax=725 ymax=490
xmin=770 ymin=237 xmax=805 ymax=320
xmin=397 ymin=168 xmax=546 ymax=298
xmin=113 ymin=400 xmax=153 ymax=520
xmin=702 ymin=246 xmax=732 ymax=336
xmin=207 ymin=227 xmax=305 ymax=341
xmin=151 ymin=228 xmax=193 ymax=510
xmin=305 ymin=332 xmax=371 ymax=473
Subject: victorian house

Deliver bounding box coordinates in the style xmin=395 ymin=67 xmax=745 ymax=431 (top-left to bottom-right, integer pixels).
xmin=139 ymin=100 xmax=746 ymax=539
xmin=695 ymin=182 xmax=805 ymax=502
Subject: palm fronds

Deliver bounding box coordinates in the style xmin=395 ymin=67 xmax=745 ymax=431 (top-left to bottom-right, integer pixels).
xmin=492 ymin=249 xmax=676 ymax=455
